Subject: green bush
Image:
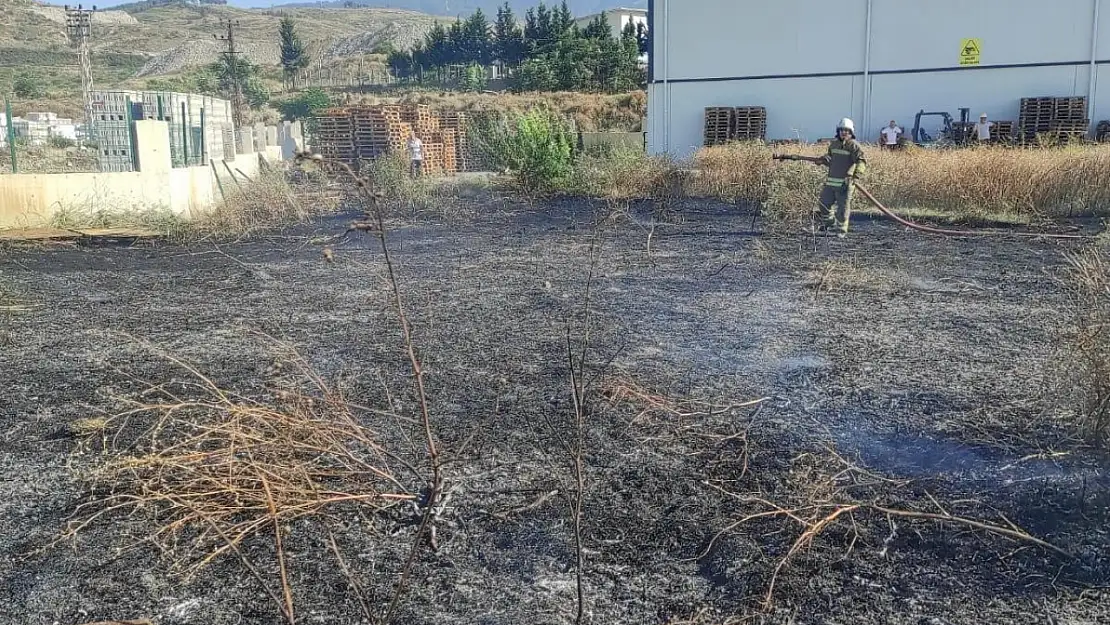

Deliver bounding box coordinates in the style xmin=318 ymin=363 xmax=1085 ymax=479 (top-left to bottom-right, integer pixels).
xmin=277 ymin=88 xmax=332 ymax=121
xmin=461 ymin=63 xmax=487 ymax=92
xmin=13 ymin=71 xmax=44 ymax=98
xmin=48 ymin=136 xmax=76 ymax=149
xmin=361 ymin=152 xmax=432 ymax=216
xmin=471 ymin=107 xmax=575 ymax=195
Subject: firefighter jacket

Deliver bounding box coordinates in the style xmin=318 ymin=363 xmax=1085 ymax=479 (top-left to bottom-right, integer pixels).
xmin=819 ymin=138 xmax=867 ymax=188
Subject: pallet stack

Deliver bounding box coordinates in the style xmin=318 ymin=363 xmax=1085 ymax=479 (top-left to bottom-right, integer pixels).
xmin=988 ymin=120 xmax=1015 ymax=143
xmin=703 ymin=107 xmax=734 ymax=146
xmin=703 ymin=106 xmax=768 ymax=145
xmin=733 ymin=106 xmax=768 ymax=141
xmin=1019 ymin=96 xmax=1089 ymax=142
xmin=313 ymin=108 xmax=356 ymax=163
xmin=441 ymin=112 xmax=473 ymax=171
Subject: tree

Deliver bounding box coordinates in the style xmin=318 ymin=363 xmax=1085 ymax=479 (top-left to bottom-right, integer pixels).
xmin=387 ymin=48 xmax=416 ymax=80
xmin=525 ymin=2 xmax=554 ymax=55
xmin=494 ymin=3 xmax=526 ymax=67
xmin=423 ymin=22 xmax=451 ymax=68
xmin=635 ymin=21 xmax=649 ymax=56
xmin=462 ymin=8 xmax=493 ymax=66
xmin=447 ymin=20 xmax=466 ymax=66
xmin=582 ymin=14 xmax=611 ymax=41
xmin=552 ymin=1 xmax=574 ymax=39
xmin=279 ymin=16 xmax=310 ymax=90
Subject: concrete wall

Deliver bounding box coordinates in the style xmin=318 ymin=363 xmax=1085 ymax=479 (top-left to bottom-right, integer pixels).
xmin=0 ymin=120 xmax=286 ymax=229
xmin=648 ymin=0 xmax=1110 ymax=157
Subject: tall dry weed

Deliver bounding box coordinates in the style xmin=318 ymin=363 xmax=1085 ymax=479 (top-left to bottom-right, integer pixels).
xmin=690 ymin=142 xmax=774 ymax=205
xmin=1058 ymin=245 xmax=1110 ymax=446
xmin=573 ymin=146 xmax=681 ymax=201
xmin=691 ymin=142 xmax=1110 ymax=225
xmin=195 ymin=167 xmax=329 ymax=237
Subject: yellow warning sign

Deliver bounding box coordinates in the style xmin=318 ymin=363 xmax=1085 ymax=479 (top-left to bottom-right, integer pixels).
xmin=960 ymin=38 xmax=982 ymax=66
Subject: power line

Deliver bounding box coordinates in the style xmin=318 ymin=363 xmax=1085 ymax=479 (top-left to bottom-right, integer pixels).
xmin=64 ymin=4 xmax=96 ymax=143
xmin=214 ymin=18 xmax=245 ymax=129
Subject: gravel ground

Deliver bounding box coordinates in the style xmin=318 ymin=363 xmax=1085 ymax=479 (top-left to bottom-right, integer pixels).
xmin=0 ymin=198 xmax=1107 ymax=625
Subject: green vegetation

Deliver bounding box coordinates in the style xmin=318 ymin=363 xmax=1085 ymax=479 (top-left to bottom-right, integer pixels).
xmin=277 ymin=88 xmax=332 ymax=122
xmin=279 ymin=17 xmax=310 ymax=90
xmin=388 ymin=1 xmax=646 ymax=93
xmin=472 ymin=106 xmax=575 ymax=195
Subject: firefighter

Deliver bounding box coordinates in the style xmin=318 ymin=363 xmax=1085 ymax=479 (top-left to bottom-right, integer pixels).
xmin=814 ymin=118 xmax=868 ymax=237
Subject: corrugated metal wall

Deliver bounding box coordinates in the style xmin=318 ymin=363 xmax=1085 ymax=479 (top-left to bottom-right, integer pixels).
xmin=648 ymin=0 xmax=1110 ymax=156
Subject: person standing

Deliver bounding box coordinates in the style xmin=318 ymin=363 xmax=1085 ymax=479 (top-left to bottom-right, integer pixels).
xmin=880 ymin=120 xmax=902 ymax=150
xmin=408 ymin=134 xmax=424 ymax=178
xmin=972 ymin=113 xmax=994 ymax=143
xmin=814 ymin=118 xmax=868 ymax=237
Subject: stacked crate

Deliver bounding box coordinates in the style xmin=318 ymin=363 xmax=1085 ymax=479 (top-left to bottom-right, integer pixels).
xmin=1049 ymin=96 xmax=1089 ymax=141
xmin=1018 ymin=97 xmax=1055 ymax=140
xmin=314 ymin=108 xmax=356 ymax=164
xmin=703 ymin=107 xmax=733 ymax=146
xmin=1019 ymin=96 xmax=1088 ymax=142
xmin=988 ymin=120 xmax=1015 ymax=143
xmin=441 ymin=112 xmax=470 ymax=171
xmin=310 ymin=104 xmax=489 ymax=174
xmin=733 ymin=106 xmax=767 ymax=140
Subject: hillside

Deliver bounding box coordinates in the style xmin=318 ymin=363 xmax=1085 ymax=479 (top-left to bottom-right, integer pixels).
xmin=0 ymin=0 xmax=444 ymax=114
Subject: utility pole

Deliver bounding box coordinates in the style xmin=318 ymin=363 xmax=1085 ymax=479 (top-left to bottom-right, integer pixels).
xmin=214 ymin=18 xmax=245 ymax=129
xmin=64 ymin=4 xmax=96 ymax=144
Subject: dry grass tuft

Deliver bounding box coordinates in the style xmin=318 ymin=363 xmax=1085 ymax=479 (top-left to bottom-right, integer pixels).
xmin=687 ymin=141 xmax=1110 ymax=227
xmin=705 ymin=444 xmax=1071 ymax=611
xmin=1058 ymin=245 xmax=1110 ymax=446
xmin=802 ymin=259 xmax=903 ymax=295
xmin=66 ymin=344 xmax=411 ymax=583
xmin=573 ymin=147 xmax=682 ymax=202
xmin=194 ymin=167 xmax=337 ymax=238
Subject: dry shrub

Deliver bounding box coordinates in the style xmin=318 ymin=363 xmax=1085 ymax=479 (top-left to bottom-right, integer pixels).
xmin=573 ymin=146 xmax=681 ymax=201
xmin=690 ymin=142 xmax=774 ymax=205
xmin=195 ymin=167 xmax=335 ymax=237
xmin=1058 ymin=245 xmax=1110 ymax=446
xmin=692 ymin=142 xmax=1110 ymax=227
xmin=67 ymin=346 xmax=410 ymax=580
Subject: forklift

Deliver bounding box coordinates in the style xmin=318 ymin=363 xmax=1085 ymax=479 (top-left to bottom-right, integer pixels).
xmin=911 ymin=107 xmax=974 ymax=147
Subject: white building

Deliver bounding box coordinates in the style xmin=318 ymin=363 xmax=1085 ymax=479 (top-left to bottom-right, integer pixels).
xmin=574 ymin=7 xmax=647 ymax=38
xmin=647 ymin=0 xmax=1110 ymax=157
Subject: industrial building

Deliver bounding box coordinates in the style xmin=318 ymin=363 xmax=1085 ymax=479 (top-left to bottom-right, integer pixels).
xmin=573 ymin=7 xmax=648 ymax=38
xmin=646 ymin=0 xmax=1110 ymax=157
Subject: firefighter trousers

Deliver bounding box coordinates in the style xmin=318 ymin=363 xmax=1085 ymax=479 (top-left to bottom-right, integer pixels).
xmin=816 ymin=180 xmax=853 ymax=233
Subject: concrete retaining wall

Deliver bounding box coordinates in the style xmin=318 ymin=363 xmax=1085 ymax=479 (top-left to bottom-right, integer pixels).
xmin=0 ymin=120 xmax=293 ymax=229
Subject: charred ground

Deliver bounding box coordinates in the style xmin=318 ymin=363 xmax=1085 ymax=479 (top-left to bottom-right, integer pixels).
xmin=0 ymin=198 xmax=1108 ymax=625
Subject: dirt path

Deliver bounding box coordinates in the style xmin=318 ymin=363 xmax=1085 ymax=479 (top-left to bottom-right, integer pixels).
xmin=0 ymin=199 xmax=1107 ymax=625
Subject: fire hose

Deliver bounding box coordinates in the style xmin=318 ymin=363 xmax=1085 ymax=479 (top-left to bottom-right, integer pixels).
xmin=771 ymin=153 xmax=1092 ymax=240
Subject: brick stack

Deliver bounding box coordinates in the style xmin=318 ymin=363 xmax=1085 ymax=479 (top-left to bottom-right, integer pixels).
xmin=1019 ymin=96 xmax=1089 ymax=142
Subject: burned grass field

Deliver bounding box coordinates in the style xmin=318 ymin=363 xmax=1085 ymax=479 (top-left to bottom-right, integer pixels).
xmin=1 ymin=199 xmax=1108 ymax=625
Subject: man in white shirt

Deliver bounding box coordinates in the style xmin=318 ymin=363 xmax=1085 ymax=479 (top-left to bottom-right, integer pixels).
xmin=879 ymin=120 xmax=902 ymax=150
xmin=973 ymin=113 xmax=994 ymax=142
xmin=408 ymin=135 xmax=423 ymax=178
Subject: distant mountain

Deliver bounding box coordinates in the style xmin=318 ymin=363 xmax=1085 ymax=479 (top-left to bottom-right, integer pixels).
xmin=271 ymin=1 xmax=645 ymax=17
